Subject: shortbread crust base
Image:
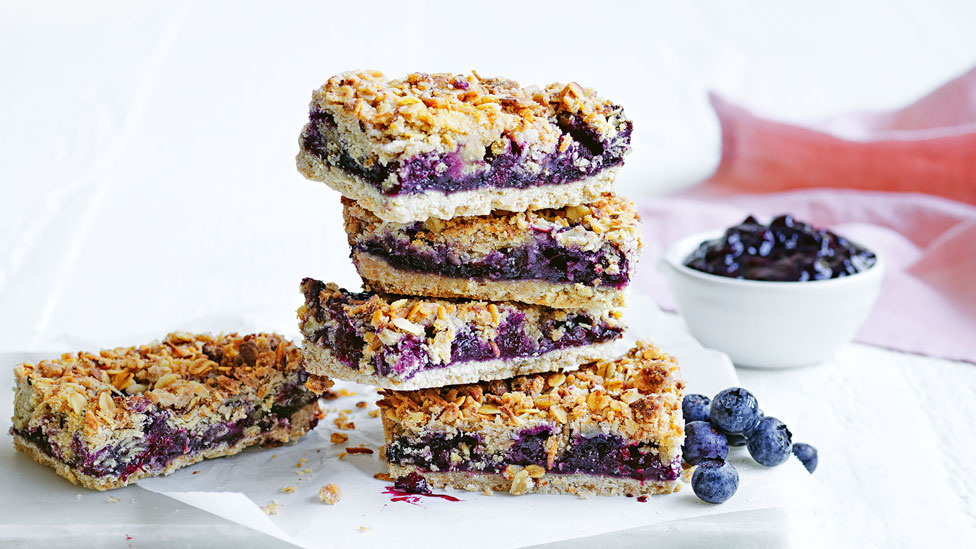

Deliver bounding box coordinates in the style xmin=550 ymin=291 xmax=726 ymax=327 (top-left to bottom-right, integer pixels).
xmin=388 ymin=464 xmax=680 ymax=498
xmin=301 ymin=340 xmax=618 ymax=391
xmin=353 ymin=252 xmax=627 ymax=309
xmin=11 ymin=402 xmax=322 ymax=491
xmin=297 ymin=150 xmax=618 ymax=223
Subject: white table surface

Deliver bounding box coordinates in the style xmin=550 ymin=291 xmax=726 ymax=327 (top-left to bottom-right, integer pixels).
xmin=2 ymin=1 xmax=975 ymax=547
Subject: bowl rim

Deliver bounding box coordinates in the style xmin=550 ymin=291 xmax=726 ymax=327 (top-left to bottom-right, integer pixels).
xmin=661 ymin=228 xmax=886 ymax=289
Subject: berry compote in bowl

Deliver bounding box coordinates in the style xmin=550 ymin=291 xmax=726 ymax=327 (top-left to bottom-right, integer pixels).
xmin=660 ymin=215 xmax=884 ymax=368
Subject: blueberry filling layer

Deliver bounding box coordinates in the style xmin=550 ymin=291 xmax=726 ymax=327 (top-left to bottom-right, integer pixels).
xmin=13 ymin=381 xmax=318 ymax=481
xmin=303 ymin=111 xmax=632 ymax=196
xmin=303 ymin=282 xmax=623 ymax=380
xmin=685 ymin=214 xmax=877 ymax=282
xmin=386 ymin=428 xmax=680 ymax=482
xmin=356 ymin=228 xmax=629 ymax=288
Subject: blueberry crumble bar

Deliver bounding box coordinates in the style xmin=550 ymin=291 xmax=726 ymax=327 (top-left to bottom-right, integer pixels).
xmin=377 ymin=341 xmax=683 ymax=497
xmin=297 ymin=71 xmax=633 ymax=222
xmin=10 ymin=333 xmax=326 ymax=490
xmin=298 ymin=278 xmax=623 ymax=391
xmin=343 ymin=193 xmax=641 ymax=309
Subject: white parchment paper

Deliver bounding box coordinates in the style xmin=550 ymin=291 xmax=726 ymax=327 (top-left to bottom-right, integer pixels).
xmin=132 ymin=295 xmax=824 ymax=548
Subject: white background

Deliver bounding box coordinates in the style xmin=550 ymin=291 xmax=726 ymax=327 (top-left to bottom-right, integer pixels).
xmin=2 ymin=1 xmax=975 ymax=547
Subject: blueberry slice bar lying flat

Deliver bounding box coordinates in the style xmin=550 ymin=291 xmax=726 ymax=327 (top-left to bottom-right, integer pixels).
xmin=343 ymin=193 xmax=641 ymax=309
xmin=10 ymin=332 xmax=326 ymax=490
xmin=297 ymin=71 xmax=633 ymax=223
xmin=298 ymin=278 xmax=624 ymax=391
xmin=377 ymin=341 xmax=684 ymax=497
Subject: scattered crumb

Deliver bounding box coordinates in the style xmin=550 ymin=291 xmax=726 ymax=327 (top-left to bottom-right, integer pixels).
xmin=262 ymin=501 xmax=280 ymax=515
xmin=280 ymin=485 xmax=297 ymax=494
xmin=338 ymin=452 xmax=348 ymax=460
xmin=304 ymin=468 xmax=312 ymax=474
xmin=192 ymin=470 xmax=200 ymax=475
xmin=368 ymin=410 xmax=380 ymax=418
xmin=106 ymin=497 xmax=120 ymax=503
xmin=331 ymin=433 xmax=349 ymax=444
xmin=482 ymin=488 xmax=494 ymax=496
xmin=75 ymin=494 xmax=82 ymax=501
xmin=318 ymin=484 xmax=342 ymax=505
xmin=341 ymin=409 xmax=353 ymax=414
xmin=271 ymin=454 xmax=276 ymax=459
xmin=321 ymin=390 xmax=339 ymax=401
xmin=317 ymin=449 xmax=322 ymax=453
xmin=373 ymin=472 xmax=393 ymax=482
xmin=296 ymin=462 xmax=303 ymax=468
xmin=637 ymin=495 xmax=648 ymax=502
xmin=359 ymin=526 xmax=370 ymax=533
xmin=346 ymin=446 xmax=373 ymax=455
xmin=355 ymin=401 xmax=368 ymax=408
xmin=333 ymin=414 xmax=355 ymax=430
xmin=338 ymin=389 xmax=356 ymax=397
xmin=126 ymin=535 xmax=132 ymax=541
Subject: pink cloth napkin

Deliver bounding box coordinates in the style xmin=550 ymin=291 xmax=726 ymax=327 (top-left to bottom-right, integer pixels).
xmin=640 ymin=65 xmax=976 ymax=364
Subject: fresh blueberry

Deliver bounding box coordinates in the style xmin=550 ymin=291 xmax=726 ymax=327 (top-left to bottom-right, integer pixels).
xmin=682 ymin=421 xmax=729 ymax=465
xmin=691 ymin=459 xmax=739 ymax=504
xmin=747 ymin=417 xmax=793 ymax=466
xmin=792 ymin=443 xmax=818 ymax=473
xmin=682 ymin=394 xmax=711 ymax=423
xmin=710 ymin=388 xmax=761 ymax=435
xmin=726 ymin=409 xmax=763 ymax=446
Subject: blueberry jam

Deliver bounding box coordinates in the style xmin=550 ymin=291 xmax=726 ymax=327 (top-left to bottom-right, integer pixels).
xmin=684 ymin=215 xmax=877 ymax=281
xmin=385 ymin=428 xmax=680 ymax=482
xmin=14 ymin=381 xmax=317 ymax=481
xmin=302 ymin=279 xmax=623 ymax=380
xmin=303 ymin=110 xmax=631 ymax=196
xmin=356 ymin=228 xmax=629 ymax=288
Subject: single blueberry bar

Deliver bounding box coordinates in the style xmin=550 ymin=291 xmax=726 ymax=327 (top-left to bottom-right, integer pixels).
xmin=297 ymin=71 xmax=633 ymax=223
xmin=298 ymin=278 xmax=624 ymax=391
xmin=10 ymin=333 xmax=327 ymax=491
xmin=377 ymin=341 xmax=684 ymax=498
xmin=343 ymin=193 xmax=642 ymax=309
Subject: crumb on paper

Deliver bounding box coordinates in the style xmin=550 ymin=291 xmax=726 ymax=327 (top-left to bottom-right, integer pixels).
xmin=341 ymin=409 xmax=352 ymax=414
xmin=304 ymin=468 xmax=312 ymax=474
xmin=281 ymin=485 xmax=297 ymax=494
xmin=75 ymin=494 xmax=82 ymax=501
xmin=333 ymin=414 xmax=355 ymax=430
xmin=317 ymin=449 xmax=321 ymax=453
xmin=346 ymin=446 xmax=373 ymax=455
xmin=262 ymin=501 xmax=280 ymax=515
xmin=368 ymin=410 xmax=380 ymax=418
xmin=355 ymin=401 xmax=368 ymax=408
xmin=374 ymin=472 xmax=393 ymax=482
xmin=106 ymin=496 xmax=120 ymax=503
xmin=359 ymin=526 xmax=370 ymax=533
xmin=331 ymin=432 xmax=349 ymax=444
xmin=338 ymin=452 xmax=348 ymax=460
xmin=482 ymin=488 xmax=494 ymax=496
xmin=321 ymin=390 xmax=339 ymax=401
xmin=338 ymin=389 xmax=356 ymax=397
xmin=193 ymin=470 xmax=200 ymax=475
xmin=271 ymin=454 xmax=276 ymax=459
xmin=318 ymin=484 xmax=342 ymax=505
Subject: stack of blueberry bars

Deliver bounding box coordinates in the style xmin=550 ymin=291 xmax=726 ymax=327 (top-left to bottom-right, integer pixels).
xmin=296 ymin=70 xmax=686 ymax=498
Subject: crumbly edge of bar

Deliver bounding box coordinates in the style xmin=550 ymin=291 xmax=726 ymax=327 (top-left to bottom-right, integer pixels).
xmin=354 ymin=252 xmax=626 ymax=309
xmin=377 ymin=341 xmax=684 ymax=454
xmin=388 ymin=464 xmax=679 ymax=498
xmin=11 ymin=332 xmax=326 ymax=451
xmin=301 ymin=340 xmax=618 ymax=391
xmin=297 ymin=151 xmax=617 ymax=223
xmin=11 ymin=401 xmax=322 ymax=491
xmin=307 ymin=70 xmax=630 ymax=167
xmin=343 ymin=192 xmax=642 ymax=259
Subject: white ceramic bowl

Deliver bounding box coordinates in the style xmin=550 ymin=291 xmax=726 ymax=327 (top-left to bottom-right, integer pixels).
xmin=660 ymin=230 xmax=885 ymax=368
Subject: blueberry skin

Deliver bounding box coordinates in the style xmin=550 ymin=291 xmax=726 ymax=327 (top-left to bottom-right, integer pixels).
xmin=747 ymin=417 xmax=793 ymax=466
xmin=792 ymin=443 xmax=818 ymax=473
xmin=710 ymin=388 xmax=761 ymax=435
xmin=726 ymin=409 xmax=764 ymax=446
xmin=682 ymin=421 xmax=729 ymax=465
xmin=692 ymin=459 xmax=739 ymax=504
xmin=682 ymin=394 xmax=711 ymax=423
